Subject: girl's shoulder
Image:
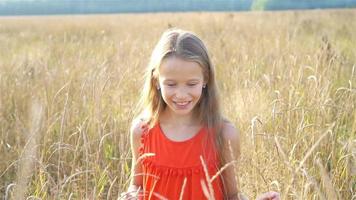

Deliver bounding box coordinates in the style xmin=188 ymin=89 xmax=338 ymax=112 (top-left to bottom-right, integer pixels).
xmin=130 ymin=117 xmax=150 ymax=138
xmin=221 ymin=119 xmax=240 ymax=142
xmin=220 ymin=118 xmax=241 ymax=158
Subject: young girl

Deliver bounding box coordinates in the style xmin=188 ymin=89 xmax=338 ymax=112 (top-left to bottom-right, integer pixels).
xmin=122 ymin=29 xmax=280 ymax=200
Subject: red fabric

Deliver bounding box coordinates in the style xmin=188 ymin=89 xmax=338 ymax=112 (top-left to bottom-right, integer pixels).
xmin=138 ymin=123 xmax=224 ymax=200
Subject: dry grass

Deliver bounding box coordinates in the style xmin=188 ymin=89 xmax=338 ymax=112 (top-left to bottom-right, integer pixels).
xmin=0 ymin=9 xmax=355 ymax=199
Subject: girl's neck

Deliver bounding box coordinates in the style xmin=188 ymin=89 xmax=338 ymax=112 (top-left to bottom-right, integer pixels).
xmin=160 ymin=109 xmax=199 ymax=127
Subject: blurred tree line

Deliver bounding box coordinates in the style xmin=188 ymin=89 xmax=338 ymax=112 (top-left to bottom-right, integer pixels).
xmin=0 ymin=0 xmax=355 ymax=15
xmin=251 ymin=0 xmax=356 ymax=10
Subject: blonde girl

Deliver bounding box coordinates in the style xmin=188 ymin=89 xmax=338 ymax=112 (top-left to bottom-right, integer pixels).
xmin=122 ymin=28 xmax=280 ymax=200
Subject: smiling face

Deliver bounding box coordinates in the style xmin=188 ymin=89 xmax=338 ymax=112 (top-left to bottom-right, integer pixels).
xmin=157 ymin=56 xmax=205 ymax=116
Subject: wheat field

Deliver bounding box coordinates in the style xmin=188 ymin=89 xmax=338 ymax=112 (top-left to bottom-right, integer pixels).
xmin=0 ymin=9 xmax=355 ymax=200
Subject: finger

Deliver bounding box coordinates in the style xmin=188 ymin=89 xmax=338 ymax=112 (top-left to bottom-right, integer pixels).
xmin=256 ymin=191 xmax=280 ymax=200
xmin=268 ymin=191 xmax=280 ymax=200
xmin=272 ymin=193 xmax=281 ymax=200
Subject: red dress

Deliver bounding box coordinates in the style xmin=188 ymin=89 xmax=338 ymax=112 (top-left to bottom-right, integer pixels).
xmin=138 ymin=123 xmax=224 ymax=200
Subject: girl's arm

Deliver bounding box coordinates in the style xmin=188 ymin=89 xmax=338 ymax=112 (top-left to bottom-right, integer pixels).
xmin=123 ymin=118 xmax=145 ymax=197
xmin=220 ymin=121 xmax=243 ymax=199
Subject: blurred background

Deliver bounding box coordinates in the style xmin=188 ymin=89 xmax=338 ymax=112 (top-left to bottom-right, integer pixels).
xmin=0 ymin=0 xmax=356 ymax=15
xmin=0 ymin=1 xmax=355 ymax=200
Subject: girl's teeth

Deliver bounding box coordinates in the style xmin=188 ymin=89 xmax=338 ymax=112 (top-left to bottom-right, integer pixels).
xmin=176 ymin=102 xmax=188 ymax=105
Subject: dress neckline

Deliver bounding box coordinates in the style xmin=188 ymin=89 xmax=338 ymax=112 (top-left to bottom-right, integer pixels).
xmin=157 ymin=122 xmax=205 ymax=144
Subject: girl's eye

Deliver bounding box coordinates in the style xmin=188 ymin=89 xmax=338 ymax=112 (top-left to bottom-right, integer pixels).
xmin=188 ymin=83 xmax=197 ymax=87
xmin=167 ymin=83 xmax=176 ymax=87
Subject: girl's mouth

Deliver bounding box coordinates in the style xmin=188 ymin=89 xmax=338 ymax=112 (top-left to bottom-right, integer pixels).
xmin=173 ymin=101 xmax=191 ymax=109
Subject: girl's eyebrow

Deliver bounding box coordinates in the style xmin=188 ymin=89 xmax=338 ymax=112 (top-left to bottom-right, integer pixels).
xmin=183 ymin=78 xmax=201 ymax=82
xmin=162 ymin=79 xmax=175 ymax=82
xmin=163 ymin=79 xmax=201 ymax=82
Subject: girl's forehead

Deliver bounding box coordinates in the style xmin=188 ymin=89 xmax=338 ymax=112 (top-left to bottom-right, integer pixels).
xmin=158 ymin=57 xmax=204 ymax=80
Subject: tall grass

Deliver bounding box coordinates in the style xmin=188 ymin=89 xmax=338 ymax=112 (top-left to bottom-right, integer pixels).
xmin=0 ymin=9 xmax=355 ymax=199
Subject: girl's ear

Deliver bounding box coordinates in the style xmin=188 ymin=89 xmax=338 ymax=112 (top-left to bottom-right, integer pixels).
xmin=153 ymin=76 xmax=160 ymax=90
xmin=155 ymin=81 xmax=160 ymax=90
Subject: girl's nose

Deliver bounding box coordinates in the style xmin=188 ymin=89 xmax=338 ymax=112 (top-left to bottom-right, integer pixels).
xmin=175 ymin=87 xmax=188 ymax=99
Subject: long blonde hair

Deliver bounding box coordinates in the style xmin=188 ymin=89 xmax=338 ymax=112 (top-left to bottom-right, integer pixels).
xmin=137 ymin=28 xmax=224 ymax=164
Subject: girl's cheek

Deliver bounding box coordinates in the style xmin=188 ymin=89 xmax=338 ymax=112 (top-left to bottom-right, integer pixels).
xmin=192 ymin=87 xmax=203 ymax=94
xmin=161 ymin=88 xmax=174 ymax=96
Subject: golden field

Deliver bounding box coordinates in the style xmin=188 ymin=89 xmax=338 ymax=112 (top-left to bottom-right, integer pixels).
xmin=0 ymin=9 xmax=355 ymax=199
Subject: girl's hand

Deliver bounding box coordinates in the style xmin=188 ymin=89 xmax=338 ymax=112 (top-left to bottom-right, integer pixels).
xmin=256 ymin=191 xmax=280 ymax=200
xmin=119 ymin=190 xmax=141 ymax=200
xmin=119 ymin=185 xmax=142 ymax=200
xmin=119 ymin=191 xmax=137 ymax=200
